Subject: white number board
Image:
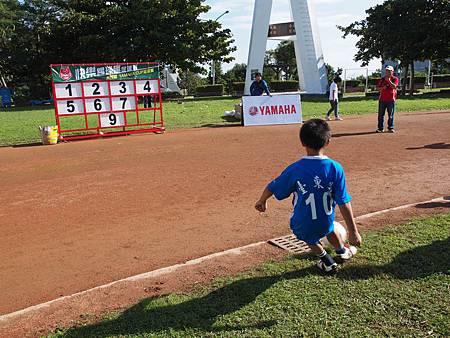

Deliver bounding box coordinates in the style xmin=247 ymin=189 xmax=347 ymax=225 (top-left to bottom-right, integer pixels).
xmin=54 ymin=83 xmax=83 ymax=98
xmin=57 ymin=99 xmax=84 ymax=115
xmin=85 ymin=98 xmax=111 ymax=113
xmin=135 ymin=79 xmax=159 ymax=94
xmin=111 ymin=97 xmax=136 ymax=111
xmin=110 ymin=81 xmax=135 ymax=95
xmin=100 ymin=112 xmax=125 ymax=128
xmin=83 ymin=82 xmax=109 ymax=97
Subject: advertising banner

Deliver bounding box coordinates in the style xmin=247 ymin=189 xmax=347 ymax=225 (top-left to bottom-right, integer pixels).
xmin=51 ymin=63 xmax=159 ymax=83
xmin=242 ymin=94 xmax=302 ymax=126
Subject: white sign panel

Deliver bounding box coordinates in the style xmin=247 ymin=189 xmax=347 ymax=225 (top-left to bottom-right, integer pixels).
xmin=83 ymin=81 xmax=109 ymax=97
xmin=242 ymin=94 xmax=302 ymax=126
xmin=100 ymin=112 xmax=125 ymax=128
xmin=85 ymin=98 xmax=111 ymax=113
xmin=135 ymin=79 xmax=159 ymax=94
xmin=57 ymin=99 xmax=84 ymax=115
xmin=110 ymin=81 xmax=135 ymax=95
xmin=111 ymin=96 xmax=136 ymax=111
xmin=54 ymin=83 xmax=83 ymax=98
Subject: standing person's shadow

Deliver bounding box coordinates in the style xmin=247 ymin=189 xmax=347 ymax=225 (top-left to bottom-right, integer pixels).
xmin=63 ymin=266 xmax=317 ymax=337
xmin=338 ymin=237 xmax=450 ymax=280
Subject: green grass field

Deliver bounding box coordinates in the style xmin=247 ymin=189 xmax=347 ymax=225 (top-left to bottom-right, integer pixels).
xmin=1 ymin=95 xmax=449 ymax=146
xmin=49 ymin=213 xmax=450 ymax=338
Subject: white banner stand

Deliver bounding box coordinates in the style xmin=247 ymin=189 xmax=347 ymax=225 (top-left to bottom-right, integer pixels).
xmin=242 ymin=94 xmax=302 ymax=126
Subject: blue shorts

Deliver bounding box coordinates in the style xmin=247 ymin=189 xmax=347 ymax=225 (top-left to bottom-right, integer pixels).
xmin=292 ymin=222 xmax=335 ymax=245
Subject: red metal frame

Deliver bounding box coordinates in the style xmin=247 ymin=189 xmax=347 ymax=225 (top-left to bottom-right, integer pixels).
xmin=51 ymin=62 xmax=164 ymax=141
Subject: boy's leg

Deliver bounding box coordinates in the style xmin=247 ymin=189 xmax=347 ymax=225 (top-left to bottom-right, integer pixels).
xmin=377 ymin=101 xmax=386 ymax=131
xmin=387 ymin=101 xmax=395 ymax=131
xmin=326 ymin=230 xmax=357 ymax=262
xmin=309 ymin=243 xmax=338 ymax=274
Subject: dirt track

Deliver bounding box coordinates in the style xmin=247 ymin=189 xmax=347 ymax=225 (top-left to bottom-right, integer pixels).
xmin=1 ymin=110 xmax=450 ymax=318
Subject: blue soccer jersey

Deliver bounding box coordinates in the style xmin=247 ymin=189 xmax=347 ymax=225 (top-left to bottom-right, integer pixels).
xmin=267 ymin=155 xmax=351 ymax=244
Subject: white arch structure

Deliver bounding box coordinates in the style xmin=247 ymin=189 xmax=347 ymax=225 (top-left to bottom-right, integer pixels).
xmin=244 ymin=0 xmax=328 ymax=95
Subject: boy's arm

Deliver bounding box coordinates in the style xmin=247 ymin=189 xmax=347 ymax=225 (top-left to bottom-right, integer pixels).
xmin=255 ymin=187 xmax=273 ymax=212
xmin=338 ymin=202 xmax=362 ymax=247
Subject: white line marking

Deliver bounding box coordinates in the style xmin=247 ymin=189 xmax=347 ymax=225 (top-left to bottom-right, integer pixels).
xmin=354 ymin=197 xmax=446 ymax=220
xmin=1 ymin=196 xmax=448 ymax=322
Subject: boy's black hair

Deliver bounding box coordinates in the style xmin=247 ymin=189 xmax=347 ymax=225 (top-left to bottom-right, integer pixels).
xmin=334 ymin=76 xmax=342 ymax=83
xmin=254 ymin=72 xmax=262 ymax=77
xmin=299 ymin=119 xmax=331 ymax=150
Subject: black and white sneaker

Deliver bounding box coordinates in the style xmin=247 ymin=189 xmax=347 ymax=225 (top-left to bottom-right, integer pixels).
xmin=335 ymin=246 xmax=357 ymax=264
xmin=317 ymin=261 xmax=339 ymax=274
xmin=376 ymin=129 xmax=384 ymax=133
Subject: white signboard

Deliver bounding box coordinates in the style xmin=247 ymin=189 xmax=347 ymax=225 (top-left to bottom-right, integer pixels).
xmin=57 ymin=99 xmax=84 ymax=115
xmin=242 ymin=94 xmax=302 ymax=126
xmin=54 ymin=83 xmax=83 ymax=98
xmin=110 ymin=80 xmax=135 ymax=95
xmin=135 ymin=79 xmax=160 ymax=94
xmin=100 ymin=112 xmax=125 ymax=128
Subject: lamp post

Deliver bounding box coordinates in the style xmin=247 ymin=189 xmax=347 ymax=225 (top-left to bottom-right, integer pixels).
xmin=211 ymin=10 xmax=229 ymax=85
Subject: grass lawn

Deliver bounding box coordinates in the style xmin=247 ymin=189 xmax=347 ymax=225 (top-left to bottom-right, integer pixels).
xmin=1 ymin=95 xmax=450 ymax=146
xmin=49 ymin=213 xmax=450 ymax=337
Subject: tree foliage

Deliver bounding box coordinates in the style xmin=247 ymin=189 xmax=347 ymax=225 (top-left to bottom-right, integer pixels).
xmin=264 ymin=41 xmax=297 ymax=81
xmin=0 ymin=0 xmax=235 ymax=98
xmin=338 ymin=0 xmax=450 ymax=94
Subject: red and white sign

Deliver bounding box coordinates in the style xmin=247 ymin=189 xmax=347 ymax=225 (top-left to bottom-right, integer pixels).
xmin=242 ymin=94 xmax=302 ymax=126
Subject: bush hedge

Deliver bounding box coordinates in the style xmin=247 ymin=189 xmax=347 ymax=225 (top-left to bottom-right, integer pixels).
xmin=268 ymin=80 xmax=298 ymax=92
xmin=195 ymin=84 xmax=224 ymax=97
xmin=433 ymin=74 xmax=450 ymax=82
xmin=344 ymin=80 xmax=361 ymax=87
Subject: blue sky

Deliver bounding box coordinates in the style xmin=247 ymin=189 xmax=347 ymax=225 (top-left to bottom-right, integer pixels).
xmin=203 ymin=0 xmax=385 ymax=75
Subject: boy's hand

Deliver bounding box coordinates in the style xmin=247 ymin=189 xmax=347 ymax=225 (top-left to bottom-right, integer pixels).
xmin=255 ymin=199 xmax=267 ymax=212
xmin=349 ymin=231 xmax=362 ymax=247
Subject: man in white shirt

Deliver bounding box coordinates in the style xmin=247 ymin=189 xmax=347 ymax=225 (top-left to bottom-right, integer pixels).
xmin=326 ymin=76 xmax=342 ymax=121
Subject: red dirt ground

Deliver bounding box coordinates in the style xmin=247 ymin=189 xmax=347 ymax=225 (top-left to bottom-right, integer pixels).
xmin=1 ymin=111 xmax=449 ymax=336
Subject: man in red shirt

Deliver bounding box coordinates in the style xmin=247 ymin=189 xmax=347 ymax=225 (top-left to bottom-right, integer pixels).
xmin=376 ymin=65 xmax=399 ymax=133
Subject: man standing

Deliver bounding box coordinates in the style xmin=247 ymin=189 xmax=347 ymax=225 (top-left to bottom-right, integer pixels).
xmin=326 ymin=76 xmax=342 ymax=121
xmin=376 ymin=65 xmax=399 ymax=133
xmin=250 ymin=72 xmax=271 ymax=96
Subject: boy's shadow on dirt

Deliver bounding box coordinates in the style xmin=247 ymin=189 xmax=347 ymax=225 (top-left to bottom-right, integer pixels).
xmin=338 ymin=237 xmax=450 ymax=281
xmin=62 ymin=267 xmax=316 ymax=338
xmin=63 ymin=238 xmax=449 ymax=337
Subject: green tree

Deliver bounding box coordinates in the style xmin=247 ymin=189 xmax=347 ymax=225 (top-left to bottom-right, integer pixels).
xmin=178 ymin=70 xmax=206 ymax=95
xmin=2 ymin=0 xmax=236 ymax=98
xmin=339 ymin=0 xmax=450 ymax=95
xmin=264 ymin=41 xmax=297 ymax=81
xmin=223 ymin=63 xmax=246 ymax=94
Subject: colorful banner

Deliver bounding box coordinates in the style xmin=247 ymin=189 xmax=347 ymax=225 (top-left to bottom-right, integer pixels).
xmin=51 ymin=64 xmax=160 ymax=83
xmin=242 ymin=94 xmax=302 ymax=126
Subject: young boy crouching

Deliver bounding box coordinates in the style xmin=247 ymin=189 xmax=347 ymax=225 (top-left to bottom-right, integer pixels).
xmin=255 ymin=119 xmax=362 ymax=273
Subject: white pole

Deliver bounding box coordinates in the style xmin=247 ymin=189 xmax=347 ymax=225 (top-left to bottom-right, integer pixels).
xmin=365 ymin=67 xmax=369 ymax=94
xmin=343 ymin=69 xmax=347 ymax=97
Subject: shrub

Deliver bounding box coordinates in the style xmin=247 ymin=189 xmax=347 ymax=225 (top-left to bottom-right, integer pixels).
xmin=195 ymin=84 xmax=224 ymax=97
xmin=344 ymin=80 xmax=361 ymax=88
xmin=268 ymin=80 xmax=298 ymax=92
xmin=432 ymin=74 xmax=450 ymax=83
xmin=231 ymin=82 xmax=245 ymax=96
